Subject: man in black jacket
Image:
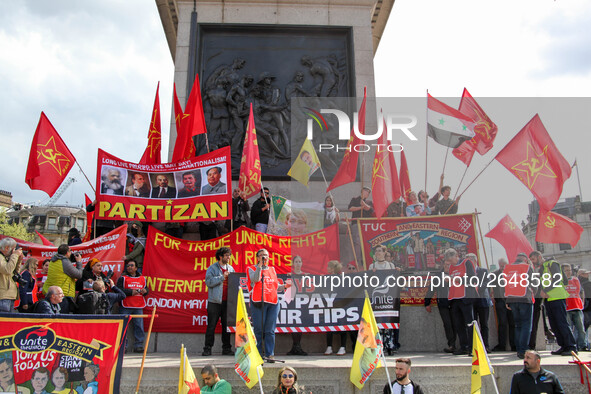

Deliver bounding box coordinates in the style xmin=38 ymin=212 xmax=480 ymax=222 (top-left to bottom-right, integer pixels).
xmin=510 ymin=350 xmax=564 ymax=393
xmin=383 ymin=358 xmax=424 ymax=394
xmin=35 ymin=286 xmax=63 ymax=315
xmin=251 ymin=187 xmax=270 ymax=233
xmin=492 ymin=257 xmax=516 ymax=351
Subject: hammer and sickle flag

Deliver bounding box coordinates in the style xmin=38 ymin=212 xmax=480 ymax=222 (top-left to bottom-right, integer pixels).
xmin=239 ymin=103 xmax=262 ymax=199
xmin=536 ymin=209 xmax=583 ymax=248
xmin=25 ymin=112 xmax=76 ymax=197
xmin=495 ymin=114 xmax=571 ymax=211
xmin=485 ymin=214 xmax=533 ymax=263
xmin=371 ymin=116 xmax=401 ymax=219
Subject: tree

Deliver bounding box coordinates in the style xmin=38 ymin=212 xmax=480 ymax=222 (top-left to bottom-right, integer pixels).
xmin=0 ymin=210 xmax=34 ymax=241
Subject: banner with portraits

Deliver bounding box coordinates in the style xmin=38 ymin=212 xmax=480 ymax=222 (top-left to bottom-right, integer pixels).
xmin=357 ymin=214 xmax=480 ymax=305
xmin=95 ymin=146 xmax=232 ymax=223
xmin=142 ymin=224 xmax=340 ymax=333
xmin=0 ymin=314 xmax=128 ymax=394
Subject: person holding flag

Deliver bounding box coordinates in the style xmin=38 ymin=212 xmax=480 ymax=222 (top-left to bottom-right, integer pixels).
xmin=247 ymin=249 xmax=291 ymax=362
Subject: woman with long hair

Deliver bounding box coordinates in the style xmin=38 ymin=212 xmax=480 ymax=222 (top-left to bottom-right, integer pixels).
xmin=272 ymin=366 xmax=308 ymax=394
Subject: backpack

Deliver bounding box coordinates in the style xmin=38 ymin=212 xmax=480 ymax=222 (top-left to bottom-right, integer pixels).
xmin=76 ymin=292 xmax=110 ymax=315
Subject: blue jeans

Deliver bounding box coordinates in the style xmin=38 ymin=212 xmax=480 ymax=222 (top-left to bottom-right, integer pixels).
xmin=255 ymin=223 xmax=268 ymax=234
xmin=120 ymin=307 xmax=145 ymax=349
xmin=510 ymin=303 xmax=533 ymax=354
xmin=567 ymin=310 xmax=587 ymax=350
xmin=251 ymin=302 xmax=279 ymax=357
xmin=0 ymin=299 xmax=16 ymax=313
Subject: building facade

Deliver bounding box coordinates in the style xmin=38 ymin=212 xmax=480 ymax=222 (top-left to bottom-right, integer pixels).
xmin=522 ymin=196 xmax=591 ymax=268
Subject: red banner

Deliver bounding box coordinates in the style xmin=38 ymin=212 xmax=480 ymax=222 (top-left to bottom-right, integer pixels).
xmin=142 ymin=224 xmax=340 ymax=333
xmin=6 ymin=226 xmax=128 ymax=282
xmin=0 ymin=315 xmax=128 ymax=394
xmin=95 ymin=147 xmax=232 ymax=223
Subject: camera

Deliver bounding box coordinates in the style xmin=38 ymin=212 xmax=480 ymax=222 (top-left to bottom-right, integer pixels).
xmin=106 ymin=270 xmax=114 ymax=280
xmin=12 ymin=273 xmax=27 ymax=286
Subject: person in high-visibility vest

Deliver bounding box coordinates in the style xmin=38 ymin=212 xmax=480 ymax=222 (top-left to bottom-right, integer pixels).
xmin=530 ymin=251 xmax=576 ymax=356
xmin=116 ymin=260 xmax=148 ymax=353
xmin=247 ymin=248 xmax=291 ymax=362
xmin=562 ymin=263 xmax=587 ymax=351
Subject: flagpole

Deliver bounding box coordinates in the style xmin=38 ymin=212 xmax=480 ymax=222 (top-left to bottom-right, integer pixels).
xmin=76 ymin=162 xmax=96 ymax=193
xmin=474 ymin=209 xmax=490 ymax=271
xmin=574 ymin=158 xmax=583 ymax=201
xmin=453 ymin=165 xmax=469 ymax=201
xmin=469 ymin=320 xmax=500 ymax=394
xmin=424 ymin=89 xmax=429 ymax=192
xmin=256 ymin=366 xmax=264 ymax=394
xmin=445 ymin=156 xmax=496 ymax=214
xmin=135 ymin=305 xmax=157 ymax=394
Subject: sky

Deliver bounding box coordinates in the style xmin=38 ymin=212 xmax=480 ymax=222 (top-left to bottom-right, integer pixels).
xmin=0 ymin=0 xmax=589 ymax=263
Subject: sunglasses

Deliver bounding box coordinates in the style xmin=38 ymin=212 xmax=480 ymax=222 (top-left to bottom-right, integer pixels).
xmin=282 ymin=374 xmax=294 ymax=379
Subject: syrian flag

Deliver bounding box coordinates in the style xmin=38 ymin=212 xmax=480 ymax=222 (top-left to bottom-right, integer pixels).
xmin=427 ymin=93 xmax=476 ymax=148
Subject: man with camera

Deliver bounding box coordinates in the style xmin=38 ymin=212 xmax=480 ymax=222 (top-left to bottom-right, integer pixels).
xmin=0 ymin=237 xmax=22 ymax=313
xmin=43 ymin=244 xmax=83 ymax=313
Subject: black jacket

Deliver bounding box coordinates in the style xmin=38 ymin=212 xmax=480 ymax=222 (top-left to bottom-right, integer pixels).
xmin=510 ymin=367 xmax=564 ymax=393
xmin=384 ymin=380 xmax=424 ymax=394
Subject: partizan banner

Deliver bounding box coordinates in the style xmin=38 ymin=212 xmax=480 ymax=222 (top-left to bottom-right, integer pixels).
xmin=142 ymin=224 xmax=340 ymax=333
xmin=0 ymin=314 xmax=128 ymax=394
xmin=95 ymin=146 xmax=231 ymax=223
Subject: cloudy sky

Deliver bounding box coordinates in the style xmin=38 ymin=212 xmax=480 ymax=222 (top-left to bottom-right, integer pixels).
xmin=1 ymin=0 xmax=589 ymax=261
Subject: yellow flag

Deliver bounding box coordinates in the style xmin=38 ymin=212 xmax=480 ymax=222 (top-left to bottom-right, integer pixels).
xmin=288 ymin=138 xmax=321 ymax=186
xmin=178 ymin=344 xmax=200 ymax=394
xmin=235 ymin=289 xmax=264 ymax=388
xmin=350 ymin=295 xmax=383 ymax=389
xmin=471 ymin=324 xmax=493 ymax=394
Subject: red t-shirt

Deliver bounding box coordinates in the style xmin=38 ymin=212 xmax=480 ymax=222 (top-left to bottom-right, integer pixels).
xmin=221 ymin=266 xmax=228 ymax=301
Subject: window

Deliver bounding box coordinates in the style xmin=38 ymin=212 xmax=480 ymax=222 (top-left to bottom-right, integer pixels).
xmin=47 ymin=217 xmax=56 ymax=230
xmin=559 ymin=243 xmax=571 ymax=251
xmin=58 ymin=216 xmax=71 ymax=227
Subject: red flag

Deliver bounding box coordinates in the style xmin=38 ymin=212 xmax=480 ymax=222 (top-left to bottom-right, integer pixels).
xmin=399 ymin=148 xmax=412 ymax=204
xmin=485 ymin=214 xmax=533 ymax=262
xmin=139 ymin=82 xmax=161 ymax=165
xmin=184 ymin=74 xmax=207 ymax=137
xmin=536 ymin=209 xmax=583 ymax=247
xmin=35 ymin=231 xmax=54 ymax=246
xmin=171 ymin=83 xmax=195 ymax=162
xmin=371 ymin=117 xmax=401 ymax=218
xmin=326 ymin=87 xmax=366 ymax=192
xmin=25 ymin=112 xmax=76 ymax=197
xmin=82 ymin=193 xmax=94 ymax=242
xmin=452 ymin=139 xmax=477 ymax=166
xmin=495 ymin=114 xmax=572 ymax=211
xmin=458 ymin=88 xmax=498 ymax=155
xmin=238 ymin=104 xmax=262 ymax=199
